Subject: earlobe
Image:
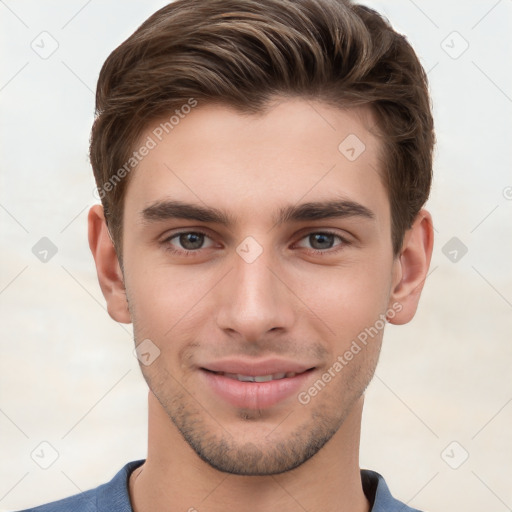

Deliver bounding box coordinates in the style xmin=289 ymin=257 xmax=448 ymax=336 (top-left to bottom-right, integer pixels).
xmin=388 ymin=209 xmax=434 ymax=325
xmin=88 ymin=204 xmax=132 ymax=324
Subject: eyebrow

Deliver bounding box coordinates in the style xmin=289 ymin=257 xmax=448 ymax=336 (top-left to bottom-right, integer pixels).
xmin=141 ymin=198 xmax=375 ymax=227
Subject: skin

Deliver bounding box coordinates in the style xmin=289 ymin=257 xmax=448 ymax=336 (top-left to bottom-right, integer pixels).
xmin=88 ymin=98 xmax=433 ymax=512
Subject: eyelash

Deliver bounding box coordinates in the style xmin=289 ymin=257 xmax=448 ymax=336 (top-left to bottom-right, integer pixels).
xmin=161 ymin=230 xmax=350 ymax=257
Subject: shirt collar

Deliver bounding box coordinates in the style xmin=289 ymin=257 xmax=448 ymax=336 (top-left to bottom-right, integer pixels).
xmin=99 ymin=461 xmax=423 ymax=512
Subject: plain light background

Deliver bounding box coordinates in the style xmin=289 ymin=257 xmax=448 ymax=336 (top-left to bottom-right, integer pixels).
xmin=1 ymin=1 xmax=511 ymax=511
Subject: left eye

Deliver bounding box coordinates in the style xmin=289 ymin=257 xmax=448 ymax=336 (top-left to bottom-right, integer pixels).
xmin=295 ymin=232 xmax=344 ymax=251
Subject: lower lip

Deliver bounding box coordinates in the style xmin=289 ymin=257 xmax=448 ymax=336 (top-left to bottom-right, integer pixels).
xmin=200 ymin=369 xmax=314 ymax=409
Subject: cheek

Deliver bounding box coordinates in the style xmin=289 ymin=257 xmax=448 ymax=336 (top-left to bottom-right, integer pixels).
xmin=293 ymin=261 xmax=393 ymax=343
xmin=126 ymin=264 xmax=209 ymax=338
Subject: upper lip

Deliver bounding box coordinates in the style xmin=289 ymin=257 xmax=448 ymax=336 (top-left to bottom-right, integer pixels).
xmin=200 ymin=358 xmax=315 ymax=376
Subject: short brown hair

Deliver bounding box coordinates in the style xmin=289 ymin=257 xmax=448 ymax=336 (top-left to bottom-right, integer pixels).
xmin=90 ymin=0 xmax=434 ymax=259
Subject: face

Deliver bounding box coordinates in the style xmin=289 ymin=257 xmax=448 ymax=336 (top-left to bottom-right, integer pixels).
xmin=119 ymin=98 xmax=400 ymax=475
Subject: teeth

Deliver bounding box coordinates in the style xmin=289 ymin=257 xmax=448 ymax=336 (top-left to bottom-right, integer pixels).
xmin=253 ymin=375 xmax=274 ymax=382
xmin=220 ymin=372 xmax=296 ymax=382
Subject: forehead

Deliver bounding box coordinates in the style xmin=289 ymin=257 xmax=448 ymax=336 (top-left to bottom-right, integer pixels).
xmin=123 ymin=98 xmax=389 ymax=229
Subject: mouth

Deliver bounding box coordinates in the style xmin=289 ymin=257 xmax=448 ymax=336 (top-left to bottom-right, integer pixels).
xmin=199 ymin=367 xmax=316 ymax=409
xmin=202 ymin=368 xmax=312 ymax=382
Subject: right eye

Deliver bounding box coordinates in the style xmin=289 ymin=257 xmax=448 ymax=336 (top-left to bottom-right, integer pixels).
xmin=162 ymin=230 xmax=216 ymax=256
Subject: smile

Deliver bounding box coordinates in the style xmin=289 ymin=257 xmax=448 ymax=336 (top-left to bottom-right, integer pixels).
xmin=201 ymin=367 xmax=315 ymax=409
xmin=210 ymin=371 xmax=300 ymax=382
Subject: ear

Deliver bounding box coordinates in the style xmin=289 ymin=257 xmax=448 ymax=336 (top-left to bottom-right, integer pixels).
xmin=88 ymin=204 xmax=131 ymax=324
xmin=387 ymin=209 xmax=434 ymax=325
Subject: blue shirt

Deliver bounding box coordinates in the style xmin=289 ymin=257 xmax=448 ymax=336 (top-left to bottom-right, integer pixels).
xmin=16 ymin=460 xmax=424 ymax=512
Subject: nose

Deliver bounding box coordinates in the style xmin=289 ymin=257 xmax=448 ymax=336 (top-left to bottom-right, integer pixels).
xmin=214 ymin=244 xmax=296 ymax=343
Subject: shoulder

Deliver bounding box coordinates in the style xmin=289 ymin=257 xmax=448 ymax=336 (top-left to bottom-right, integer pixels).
xmin=14 ymin=487 xmax=98 ymax=512
xmin=14 ymin=460 xmax=144 ymax=512
xmin=361 ymin=469 xmax=425 ymax=512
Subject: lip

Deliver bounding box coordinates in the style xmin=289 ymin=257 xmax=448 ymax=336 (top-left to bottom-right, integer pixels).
xmin=201 ymin=358 xmax=314 ymax=377
xmin=199 ymin=359 xmax=315 ymax=409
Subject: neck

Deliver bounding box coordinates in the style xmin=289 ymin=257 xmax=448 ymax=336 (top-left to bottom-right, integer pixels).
xmin=130 ymin=392 xmax=370 ymax=512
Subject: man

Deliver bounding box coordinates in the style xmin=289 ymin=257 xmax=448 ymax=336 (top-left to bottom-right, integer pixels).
xmin=19 ymin=0 xmax=434 ymax=510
